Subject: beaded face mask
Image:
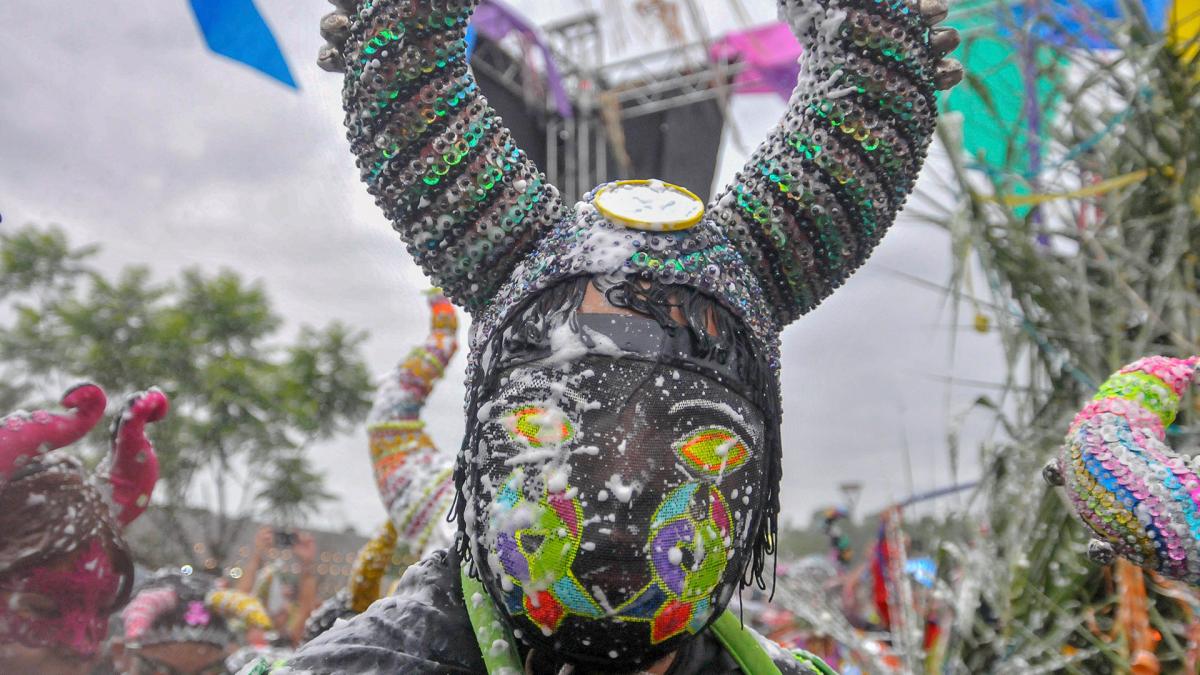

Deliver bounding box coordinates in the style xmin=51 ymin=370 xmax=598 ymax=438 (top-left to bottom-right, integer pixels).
xmin=0 ymin=538 xmax=125 ymax=658
xmin=465 ymin=311 xmax=768 ymax=668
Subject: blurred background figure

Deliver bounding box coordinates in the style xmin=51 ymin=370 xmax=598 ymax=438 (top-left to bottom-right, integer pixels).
xmin=0 ymin=385 xmax=167 ymax=674
xmin=238 ymin=527 xmax=317 ymax=648
xmin=113 ymin=568 xmax=272 ymax=675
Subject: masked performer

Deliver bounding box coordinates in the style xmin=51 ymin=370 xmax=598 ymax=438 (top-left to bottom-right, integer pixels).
xmin=302 ymin=290 xmax=460 ymax=643
xmin=115 ymin=569 xmax=273 ymax=675
xmin=0 ymin=385 xmax=167 ymax=674
xmin=290 ymin=0 xmax=963 ymax=671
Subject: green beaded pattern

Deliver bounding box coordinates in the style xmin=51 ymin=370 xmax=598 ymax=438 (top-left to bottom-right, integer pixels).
xmin=341 ymin=0 xmax=562 ymax=314
xmin=709 ymin=0 xmax=939 ymax=325
xmin=1093 ymin=370 xmax=1181 ymax=427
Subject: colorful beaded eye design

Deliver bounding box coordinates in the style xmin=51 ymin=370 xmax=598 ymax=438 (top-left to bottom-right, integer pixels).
xmin=503 ymin=406 xmax=575 ymax=448
xmin=673 ymin=427 xmax=748 ymax=477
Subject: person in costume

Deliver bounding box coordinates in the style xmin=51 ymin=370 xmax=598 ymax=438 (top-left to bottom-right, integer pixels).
xmin=237 ymin=526 xmax=319 ymax=647
xmin=301 ymin=290 xmax=460 ymax=643
xmin=114 ymin=568 xmax=275 ymax=675
xmin=289 ymin=0 xmax=963 ymax=671
xmin=0 ymin=384 xmax=167 ymax=674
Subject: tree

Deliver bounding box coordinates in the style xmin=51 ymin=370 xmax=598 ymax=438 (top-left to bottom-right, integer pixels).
xmin=0 ymin=225 xmax=373 ymax=567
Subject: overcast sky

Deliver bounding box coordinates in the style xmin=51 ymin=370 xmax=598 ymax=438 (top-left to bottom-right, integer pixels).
xmin=0 ymin=0 xmax=1005 ymax=533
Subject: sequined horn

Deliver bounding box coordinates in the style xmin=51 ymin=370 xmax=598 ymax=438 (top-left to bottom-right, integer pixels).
xmin=122 ymin=586 xmax=179 ymax=642
xmin=325 ymin=0 xmax=563 ymax=312
xmin=368 ymin=290 xmax=458 ymax=545
xmin=1044 ymin=356 xmax=1200 ymax=584
xmin=98 ymin=388 xmax=169 ymax=527
xmin=706 ymin=0 xmax=962 ymax=325
xmin=348 ymin=521 xmax=399 ymax=612
xmin=206 ymin=589 xmax=273 ymax=630
xmin=0 ymin=382 xmax=107 ymax=482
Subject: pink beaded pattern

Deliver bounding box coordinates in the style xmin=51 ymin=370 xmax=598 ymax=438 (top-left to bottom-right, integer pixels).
xmin=1057 ymin=356 xmax=1200 ymax=582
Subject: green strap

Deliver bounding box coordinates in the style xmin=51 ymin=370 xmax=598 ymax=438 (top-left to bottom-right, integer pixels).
xmin=711 ymin=611 xmax=783 ymax=675
xmin=711 ymin=610 xmax=839 ymax=675
xmin=460 ymin=572 xmax=838 ymax=675
xmin=461 ymin=567 xmax=525 ymax=675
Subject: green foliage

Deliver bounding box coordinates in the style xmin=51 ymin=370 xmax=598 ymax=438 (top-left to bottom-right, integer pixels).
xmin=255 ymin=454 xmax=338 ymax=529
xmin=0 ymin=225 xmax=374 ymax=564
xmin=910 ymin=6 xmax=1200 ymax=671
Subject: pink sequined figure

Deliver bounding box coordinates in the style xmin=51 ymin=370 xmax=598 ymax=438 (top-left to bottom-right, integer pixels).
xmin=0 ymin=383 xmax=106 ymax=482
xmin=0 ymin=385 xmax=168 ymax=666
xmin=1047 ymin=355 xmax=1200 ymax=583
xmin=0 ymin=539 xmax=123 ymax=658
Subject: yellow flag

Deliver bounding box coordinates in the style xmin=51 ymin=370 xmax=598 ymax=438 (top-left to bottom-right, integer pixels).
xmin=1171 ymin=0 xmax=1200 ymax=58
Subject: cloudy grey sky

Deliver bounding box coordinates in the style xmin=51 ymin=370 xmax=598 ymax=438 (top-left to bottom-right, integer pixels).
xmin=0 ymin=0 xmax=1004 ymax=531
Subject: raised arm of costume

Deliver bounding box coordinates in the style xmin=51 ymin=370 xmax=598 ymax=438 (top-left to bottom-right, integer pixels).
xmin=367 ymin=291 xmax=458 ymax=546
xmin=708 ymin=0 xmax=961 ymax=324
xmin=323 ymin=0 xmax=562 ymax=312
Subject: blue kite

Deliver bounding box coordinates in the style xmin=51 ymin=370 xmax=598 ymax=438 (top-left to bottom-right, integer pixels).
xmin=188 ymin=0 xmax=297 ymax=89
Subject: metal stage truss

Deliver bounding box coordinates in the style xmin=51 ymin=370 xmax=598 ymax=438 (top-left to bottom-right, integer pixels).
xmin=469 ymin=11 xmax=746 ymax=203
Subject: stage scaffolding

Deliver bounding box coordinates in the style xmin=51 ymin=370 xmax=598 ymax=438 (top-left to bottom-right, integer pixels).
xmin=469 ymin=11 xmax=743 ymax=203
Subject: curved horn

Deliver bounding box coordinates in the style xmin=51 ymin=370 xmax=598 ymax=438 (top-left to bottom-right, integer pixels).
xmin=368 ymin=290 xmax=458 ymax=544
xmin=100 ymin=388 xmax=168 ymax=527
xmin=348 ymin=521 xmax=399 ymax=612
xmin=1047 ymin=356 xmax=1200 ymax=583
xmin=707 ymin=0 xmax=960 ymax=325
xmin=0 ymin=382 xmax=106 ymax=482
xmin=121 ymin=586 xmax=179 ymax=642
xmin=336 ymin=0 xmax=562 ymax=312
xmin=206 ymin=589 xmax=273 ymax=630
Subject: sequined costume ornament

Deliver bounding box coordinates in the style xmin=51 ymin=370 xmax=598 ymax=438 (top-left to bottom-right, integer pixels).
xmin=321 ymin=0 xmax=957 ymax=668
xmin=347 ymin=521 xmax=399 ymax=612
xmin=338 ymin=3 xmax=564 ymax=313
xmin=465 ymin=343 xmax=769 ymax=667
xmin=368 ymin=289 xmax=459 ymax=550
xmin=331 ymin=0 xmax=950 ymax=545
xmin=121 ymin=570 xmax=272 ymax=650
xmin=0 ymin=383 xmax=105 ymax=482
xmin=0 ymin=539 xmax=123 ymax=658
xmin=303 ymin=292 xmax=459 ymax=643
xmin=208 ymin=589 xmax=274 ymax=630
xmin=0 ymin=385 xmax=168 ymax=658
xmin=1045 ymin=356 xmax=1200 ymax=583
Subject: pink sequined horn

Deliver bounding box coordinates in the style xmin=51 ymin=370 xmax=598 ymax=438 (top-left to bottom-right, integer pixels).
xmin=100 ymin=388 xmax=169 ymax=527
xmin=1044 ymin=356 xmax=1200 ymax=583
xmin=0 ymin=382 xmax=107 ymax=482
xmin=122 ymin=586 xmax=178 ymax=642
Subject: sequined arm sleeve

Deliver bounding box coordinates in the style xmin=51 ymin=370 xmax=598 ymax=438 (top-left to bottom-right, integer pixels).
xmin=341 ymin=0 xmax=563 ymax=312
xmin=708 ymin=0 xmax=946 ymax=324
xmin=367 ymin=291 xmax=457 ymax=548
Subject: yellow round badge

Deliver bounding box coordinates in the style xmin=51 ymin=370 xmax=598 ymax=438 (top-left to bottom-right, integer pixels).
xmin=593 ymin=179 xmax=705 ymax=232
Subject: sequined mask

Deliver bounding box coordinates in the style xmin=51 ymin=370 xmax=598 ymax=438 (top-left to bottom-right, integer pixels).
xmin=466 ymin=315 xmax=767 ymax=669
xmin=0 ymin=538 xmax=125 ymax=658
